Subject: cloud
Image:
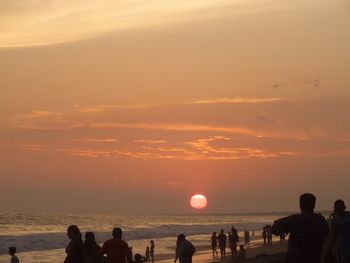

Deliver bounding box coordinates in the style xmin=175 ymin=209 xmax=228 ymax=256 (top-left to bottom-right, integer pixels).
xmin=0 ymin=0 xmax=244 ymax=48
xmin=187 ymin=97 xmax=291 ymax=105
xmin=73 ymin=137 xmax=119 ymax=143
xmin=134 ymin=139 xmax=167 ymax=144
xmin=74 ymin=104 xmax=149 ymax=113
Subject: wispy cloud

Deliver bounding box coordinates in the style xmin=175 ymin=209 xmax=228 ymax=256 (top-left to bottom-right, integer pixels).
xmin=74 ymin=104 xmax=149 ymax=113
xmin=134 ymin=139 xmax=167 ymax=144
xmin=73 ymin=137 xmax=119 ymax=143
xmin=187 ymin=97 xmax=291 ymax=105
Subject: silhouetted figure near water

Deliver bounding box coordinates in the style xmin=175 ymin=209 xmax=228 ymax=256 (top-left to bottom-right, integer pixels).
xmin=100 ymin=227 xmax=132 ymax=263
xmin=237 ymin=245 xmax=247 ymax=261
xmin=65 ymin=225 xmax=84 ymax=263
xmin=150 ymin=240 xmax=155 ymax=263
xmin=9 ymin=247 xmax=20 ymax=263
xmin=84 ymin=232 xmax=105 ymax=263
xmin=174 ymin=234 xmax=195 ymax=263
xmin=229 ymin=229 xmax=239 ymax=257
xmin=327 ymin=199 xmax=350 ymax=263
xmin=133 ymin=254 xmax=147 ymax=263
xmin=244 ymin=230 xmax=250 ymax=247
xmin=271 ymin=193 xmax=329 ymax=263
xmin=267 ymin=225 xmax=273 ymax=245
xmin=262 ymin=227 xmax=267 ymax=245
xmin=145 ymin=247 xmax=150 ymax=263
xmin=211 ymin=232 xmax=219 ymax=257
xmin=217 ymin=229 xmax=227 ymax=260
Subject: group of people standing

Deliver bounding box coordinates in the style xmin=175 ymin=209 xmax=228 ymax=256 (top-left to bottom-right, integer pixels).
xmin=210 ymin=227 xmax=246 ymax=261
xmin=64 ymin=226 xmax=155 ymax=263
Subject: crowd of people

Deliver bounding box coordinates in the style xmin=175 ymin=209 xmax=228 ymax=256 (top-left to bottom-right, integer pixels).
xmin=5 ymin=193 xmax=350 ymax=263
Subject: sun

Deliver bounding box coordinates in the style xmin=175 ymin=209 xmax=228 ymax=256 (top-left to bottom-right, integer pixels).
xmin=190 ymin=194 xmax=208 ymax=209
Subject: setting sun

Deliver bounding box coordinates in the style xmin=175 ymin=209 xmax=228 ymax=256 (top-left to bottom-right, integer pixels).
xmin=190 ymin=194 xmax=208 ymax=210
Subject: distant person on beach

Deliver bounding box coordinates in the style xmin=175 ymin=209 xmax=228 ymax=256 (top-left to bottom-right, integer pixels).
xmin=244 ymin=230 xmax=250 ymax=247
xmin=150 ymin=240 xmax=155 ymax=263
xmin=133 ymin=254 xmax=147 ymax=263
xmin=327 ymin=199 xmax=350 ymax=263
xmin=84 ymin=232 xmax=105 ymax=263
xmin=229 ymin=229 xmax=239 ymax=257
xmin=174 ymin=234 xmax=195 ymax=263
xmin=262 ymin=226 xmax=267 ymax=245
xmin=217 ymin=229 xmax=227 ymax=260
xmin=65 ymin=225 xmax=84 ymax=263
xmin=100 ymin=227 xmax=132 ymax=263
xmin=145 ymin=247 xmax=150 ymax=263
xmin=271 ymin=193 xmax=329 ymax=263
xmin=8 ymin=247 xmax=20 ymax=263
xmin=267 ymin=225 xmax=273 ymax=245
xmin=211 ymin=232 xmax=219 ymax=257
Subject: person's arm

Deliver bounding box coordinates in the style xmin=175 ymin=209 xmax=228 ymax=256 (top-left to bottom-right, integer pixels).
xmin=174 ymin=246 xmax=179 ymax=263
xmin=100 ymin=241 xmax=107 ymax=256
xmin=271 ymin=216 xmax=292 ymax=236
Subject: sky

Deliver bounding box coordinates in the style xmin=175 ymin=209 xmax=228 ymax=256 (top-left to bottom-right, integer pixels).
xmin=1 ymin=0 xmax=350 ymax=214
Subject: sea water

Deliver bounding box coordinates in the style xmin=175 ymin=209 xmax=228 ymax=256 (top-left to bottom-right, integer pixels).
xmin=0 ymin=213 xmax=286 ymax=263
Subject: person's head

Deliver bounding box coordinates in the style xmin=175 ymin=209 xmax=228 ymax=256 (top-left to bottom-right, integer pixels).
xmin=8 ymin=247 xmax=16 ymax=256
xmin=67 ymin=225 xmax=81 ymax=240
xmin=239 ymin=245 xmax=244 ymax=251
xmin=112 ymin=227 xmax=122 ymax=239
xmin=334 ymin=199 xmax=346 ymax=215
xmin=299 ymin=193 xmax=316 ymax=212
xmin=150 ymin=240 xmax=154 ymax=244
xmin=146 ymin=246 xmax=149 ymax=250
xmin=220 ymin=229 xmax=224 ymax=234
xmin=85 ymin=232 xmax=96 ymax=243
xmin=212 ymin=232 xmax=216 ymax=236
xmin=177 ymin=234 xmax=186 ymax=243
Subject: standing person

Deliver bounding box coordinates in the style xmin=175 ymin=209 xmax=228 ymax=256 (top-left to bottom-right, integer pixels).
xmin=217 ymin=229 xmax=227 ymax=260
xmin=271 ymin=193 xmax=329 ymax=263
xmin=100 ymin=227 xmax=132 ymax=263
xmin=150 ymin=240 xmax=155 ymax=263
xmin=65 ymin=225 xmax=84 ymax=263
xmin=229 ymin=229 xmax=239 ymax=257
xmin=244 ymin=230 xmax=250 ymax=247
xmin=327 ymin=199 xmax=350 ymax=263
xmin=84 ymin=232 xmax=104 ymax=263
xmin=210 ymin=232 xmax=218 ymax=257
xmin=237 ymin=245 xmax=247 ymax=260
xmin=267 ymin=226 xmax=273 ymax=245
xmin=8 ymin=247 xmax=19 ymax=263
xmin=262 ymin=226 xmax=267 ymax=245
xmin=174 ymin=234 xmax=195 ymax=263
xmin=145 ymin=247 xmax=150 ymax=263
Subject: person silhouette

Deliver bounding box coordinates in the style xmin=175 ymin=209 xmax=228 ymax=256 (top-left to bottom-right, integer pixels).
xmin=210 ymin=232 xmax=218 ymax=257
xmin=8 ymin=247 xmax=20 ymax=263
xmin=100 ymin=227 xmax=132 ymax=263
xmin=174 ymin=234 xmax=195 ymax=263
xmin=327 ymin=199 xmax=350 ymax=263
xmin=229 ymin=229 xmax=239 ymax=257
xmin=65 ymin=225 xmax=84 ymax=263
xmin=271 ymin=193 xmax=329 ymax=263
xmin=217 ymin=229 xmax=227 ymax=260
xmin=145 ymin=247 xmax=150 ymax=263
xmin=84 ymin=231 xmax=105 ymax=263
xmin=237 ymin=245 xmax=246 ymax=260
xmin=150 ymin=240 xmax=155 ymax=263
xmin=133 ymin=254 xmax=147 ymax=263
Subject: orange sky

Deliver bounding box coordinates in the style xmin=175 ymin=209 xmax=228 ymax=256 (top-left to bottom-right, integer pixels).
xmin=0 ymin=0 xmax=350 ymax=213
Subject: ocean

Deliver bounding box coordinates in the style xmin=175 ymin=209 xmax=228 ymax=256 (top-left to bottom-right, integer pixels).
xmin=0 ymin=213 xmax=287 ymax=263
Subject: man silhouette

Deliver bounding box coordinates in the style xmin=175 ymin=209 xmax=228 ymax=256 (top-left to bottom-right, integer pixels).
xmin=271 ymin=193 xmax=329 ymax=263
xmin=174 ymin=234 xmax=195 ymax=263
xmin=100 ymin=227 xmax=132 ymax=263
xmin=327 ymin=199 xmax=350 ymax=263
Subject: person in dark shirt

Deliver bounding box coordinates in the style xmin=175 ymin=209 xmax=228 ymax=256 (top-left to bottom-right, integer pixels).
xmin=100 ymin=227 xmax=132 ymax=263
xmin=327 ymin=199 xmax=350 ymax=263
xmin=84 ymin=231 xmax=105 ymax=263
xmin=210 ymin=232 xmax=218 ymax=257
xmin=174 ymin=234 xmax=195 ymax=263
xmin=65 ymin=225 xmax=84 ymax=263
xmin=217 ymin=230 xmax=227 ymax=260
xmin=271 ymin=193 xmax=329 ymax=263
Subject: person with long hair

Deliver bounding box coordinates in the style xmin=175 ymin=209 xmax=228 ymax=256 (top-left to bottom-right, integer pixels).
xmin=65 ymin=225 xmax=84 ymax=263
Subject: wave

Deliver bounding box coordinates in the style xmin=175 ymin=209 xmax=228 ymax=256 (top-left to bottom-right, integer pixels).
xmin=0 ymin=221 xmax=269 ymax=254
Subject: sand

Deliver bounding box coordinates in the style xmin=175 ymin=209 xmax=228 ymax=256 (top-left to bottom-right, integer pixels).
xmin=158 ymin=240 xmax=287 ymax=263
